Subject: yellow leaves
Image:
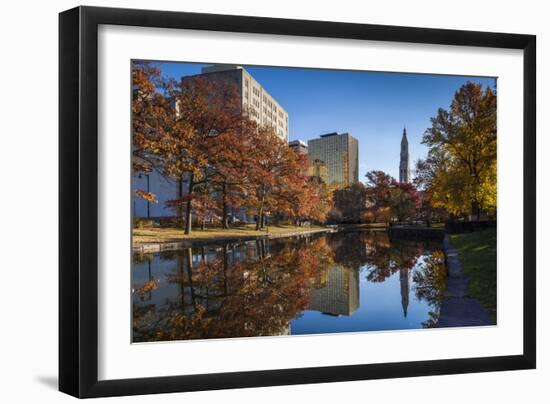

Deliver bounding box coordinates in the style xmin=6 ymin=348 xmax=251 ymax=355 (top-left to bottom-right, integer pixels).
xmin=420 ymin=82 xmax=497 ymax=217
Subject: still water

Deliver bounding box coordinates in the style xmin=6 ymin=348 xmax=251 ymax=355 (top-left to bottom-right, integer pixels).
xmin=132 ymin=230 xmax=447 ymax=342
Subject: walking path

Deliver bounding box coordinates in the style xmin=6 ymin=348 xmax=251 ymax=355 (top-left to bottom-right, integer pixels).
xmin=437 ymin=236 xmax=495 ymax=327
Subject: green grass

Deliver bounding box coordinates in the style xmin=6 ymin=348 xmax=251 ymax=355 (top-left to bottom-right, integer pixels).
xmin=449 ymin=228 xmax=497 ymax=319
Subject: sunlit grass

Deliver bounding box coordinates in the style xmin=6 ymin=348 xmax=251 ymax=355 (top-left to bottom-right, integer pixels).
xmin=133 ymin=223 xmax=325 ymax=244
xmin=449 ymin=228 xmax=497 ymax=320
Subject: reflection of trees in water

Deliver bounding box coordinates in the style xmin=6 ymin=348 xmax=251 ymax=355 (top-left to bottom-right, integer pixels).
xmin=132 ymin=231 xmax=448 ymax=341
xmin=133 ymin=237 xmax=334 ymax=342
xmin=413 ymin=251 xmax=447 ymax=306
xmin=421 ymin=310 xmax=439 ymax=328
xmin=362 ymin=233 xmax=422 ymax=283
xmin=329 ymin=231 xmax=423 ymax=282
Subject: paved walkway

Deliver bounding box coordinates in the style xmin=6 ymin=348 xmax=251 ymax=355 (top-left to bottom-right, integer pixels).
xmin=437 ymin=236 xmax=495 ymax=328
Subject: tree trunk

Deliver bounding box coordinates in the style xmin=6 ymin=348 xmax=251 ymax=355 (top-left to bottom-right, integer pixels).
xmin=222 ymin=244 xmax=229 ymax=296
xmin=184 ymin=175 xmax=194 ymax=234
xmin=256 ymin=205 xmax=263 ymax=231
xmin=255 ymin=195 xmax=265 ymax=230
xmin=471 ymin=200 xmax=480 ymax=221
xmin=177 ymin=175 xmax=184 ymax=225
xmin=222 ymin=183 xmax=229 ymax=229
xmin=186 ymin=248 xmax=196 ymax=307
xmin=177 ymin=255 xmax=185 ymax=311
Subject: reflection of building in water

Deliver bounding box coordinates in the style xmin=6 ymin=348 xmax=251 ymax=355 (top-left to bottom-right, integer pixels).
xmin=308 ymin=265 xmax=359 ymax=316
xmin=399 ymin=266 xmax=411 ymax=317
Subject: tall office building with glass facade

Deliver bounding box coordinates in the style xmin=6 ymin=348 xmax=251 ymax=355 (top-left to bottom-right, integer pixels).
xmin=307 ymin=132 xmax=359 ymax=186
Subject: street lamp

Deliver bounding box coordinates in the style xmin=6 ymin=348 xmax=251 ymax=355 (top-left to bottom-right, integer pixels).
xmin=138 ymin=173 xmax=151 ymax=219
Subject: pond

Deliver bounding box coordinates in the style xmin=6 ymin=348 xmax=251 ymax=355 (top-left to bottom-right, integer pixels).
xmin=132 ymin=230 xmax=447 ymax=342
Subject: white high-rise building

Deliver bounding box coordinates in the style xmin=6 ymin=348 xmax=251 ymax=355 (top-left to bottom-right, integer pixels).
xmin=134 ymin=65 xmax=290 ymax=218
xmin=198 ymin=65 xmax=289 ymax=142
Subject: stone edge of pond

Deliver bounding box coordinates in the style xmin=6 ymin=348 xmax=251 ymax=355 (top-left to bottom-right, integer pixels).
xmin=132 ymin=227 xmax=334 ymax=254
xmin=437 ymin=235 xmax=495 ymax=328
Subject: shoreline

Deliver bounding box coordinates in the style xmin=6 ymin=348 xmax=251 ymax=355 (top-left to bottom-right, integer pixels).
xmin=437 ymin=235 xmax=494 ymax=328
xmin=133 ymin=226 xmax=335 ymax=254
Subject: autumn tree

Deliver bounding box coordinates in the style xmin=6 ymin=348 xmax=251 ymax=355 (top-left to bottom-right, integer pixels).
xmin=417 ymin=82 xmax=497 ymax=219
xmin=132 ymin=64 xmax=334 ymax=233
xmin=363 ymin=170 xmax=420 ymax=223
xmin=388 ymin=182 xmax=421 ymax=222
xmin=364 ymin=170 xmax=393 ymax=222
xmin=159 ymin=75 xmax=244 ymax=234
xmin=204 ymin=117 xmax=260 ymax=229
xmin=244 ymin=126 xmax=311 ymax=230
xmin=132 ymin=61 xmax=170 ymax=204
xmin=305 ymin=180 xmax=333 ymax=224
xmin=332 ymin=182 xmax=368 ymax=223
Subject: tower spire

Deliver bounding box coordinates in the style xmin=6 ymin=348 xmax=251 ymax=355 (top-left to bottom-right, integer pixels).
xmin=399 ymin=127 xmax=410 ymax=183
xmin=400 ymin=267 xmax=410 ymax=318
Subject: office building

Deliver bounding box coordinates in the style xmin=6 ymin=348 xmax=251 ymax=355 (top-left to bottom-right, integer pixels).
xmin=134 ymin=65 xmax=290 ymax=218
xmin=194 ymin=64 xmax=289 ymax=142
xmin=288 ymin=139 xmax=308 ymax=154
xmin=308 ymin=159 xmax=328 ymax=184
xmin=307 ymin=132 xmax=359 ymax=186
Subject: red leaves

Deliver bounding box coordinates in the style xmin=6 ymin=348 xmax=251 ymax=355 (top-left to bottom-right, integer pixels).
xmin=132 ymin=63 xmax=333 ymax=227
xmin=135 ymin=190 xmax=158 ymax=203
xmin=166 ymin=194 xmax=221 ymax=222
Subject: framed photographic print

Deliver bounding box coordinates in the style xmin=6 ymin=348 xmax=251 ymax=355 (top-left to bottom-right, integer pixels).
xmin=59 ymin=6 xmax=536 ymax=398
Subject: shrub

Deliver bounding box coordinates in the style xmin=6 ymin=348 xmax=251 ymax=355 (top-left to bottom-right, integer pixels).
xmin=158 ymin=216 xmax=184 ymax=228
xmin=133 ymin=217 xmax=153 ymax=228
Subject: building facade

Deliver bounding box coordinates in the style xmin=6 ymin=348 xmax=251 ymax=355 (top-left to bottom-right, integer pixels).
xmin=308 ymin=159 xmax=328 ymax=184
xmin=307 ymin=132 xmax=359 ymax=186
xmin=198 ymin=65 xmax=289 ymax=142
xmin=288 ymin=139 xmax=308 ymax=154
xmin=134 ymin=64 xmax=290 ymax=218
xmin=399 ymin=127 xmax=410 ymax=183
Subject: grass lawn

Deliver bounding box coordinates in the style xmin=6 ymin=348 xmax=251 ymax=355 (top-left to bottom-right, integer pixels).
xmin=133 ymin=223 xmax=325 ymax=245
xmin=449 ymin=228 xmax=497 ymax=319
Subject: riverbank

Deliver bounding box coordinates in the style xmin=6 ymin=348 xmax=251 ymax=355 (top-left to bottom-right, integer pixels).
xmin=388 ymin=225 xmax=445 ymax=240
xmin=449 ymin=228 xmax=497 ymax=319
xmin=133 ymin=224 xmax=333 ymax=253
xmin=437 ymin=230 xmax=496 ymax=328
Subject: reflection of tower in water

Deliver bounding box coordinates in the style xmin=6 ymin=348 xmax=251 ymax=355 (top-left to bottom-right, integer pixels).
xmin=399 ymin=266 xmax=411 ymax=317
xmin=308 ymin=266 xmax=359 ymax=316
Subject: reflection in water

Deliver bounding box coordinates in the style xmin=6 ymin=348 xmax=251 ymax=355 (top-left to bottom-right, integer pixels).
xmin=132 ymin=231 xmax=447 ymax=342
xmin=309 ymin=265 xmax=359 ymax=316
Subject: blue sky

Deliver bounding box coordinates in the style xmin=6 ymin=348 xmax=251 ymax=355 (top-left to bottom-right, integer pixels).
xmin=155 ymin=61 xmax=496 ymax=182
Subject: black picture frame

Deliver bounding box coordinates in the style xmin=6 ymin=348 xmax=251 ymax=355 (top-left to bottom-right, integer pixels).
xmin=59 ymin=5 xmax=536 ymax=398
